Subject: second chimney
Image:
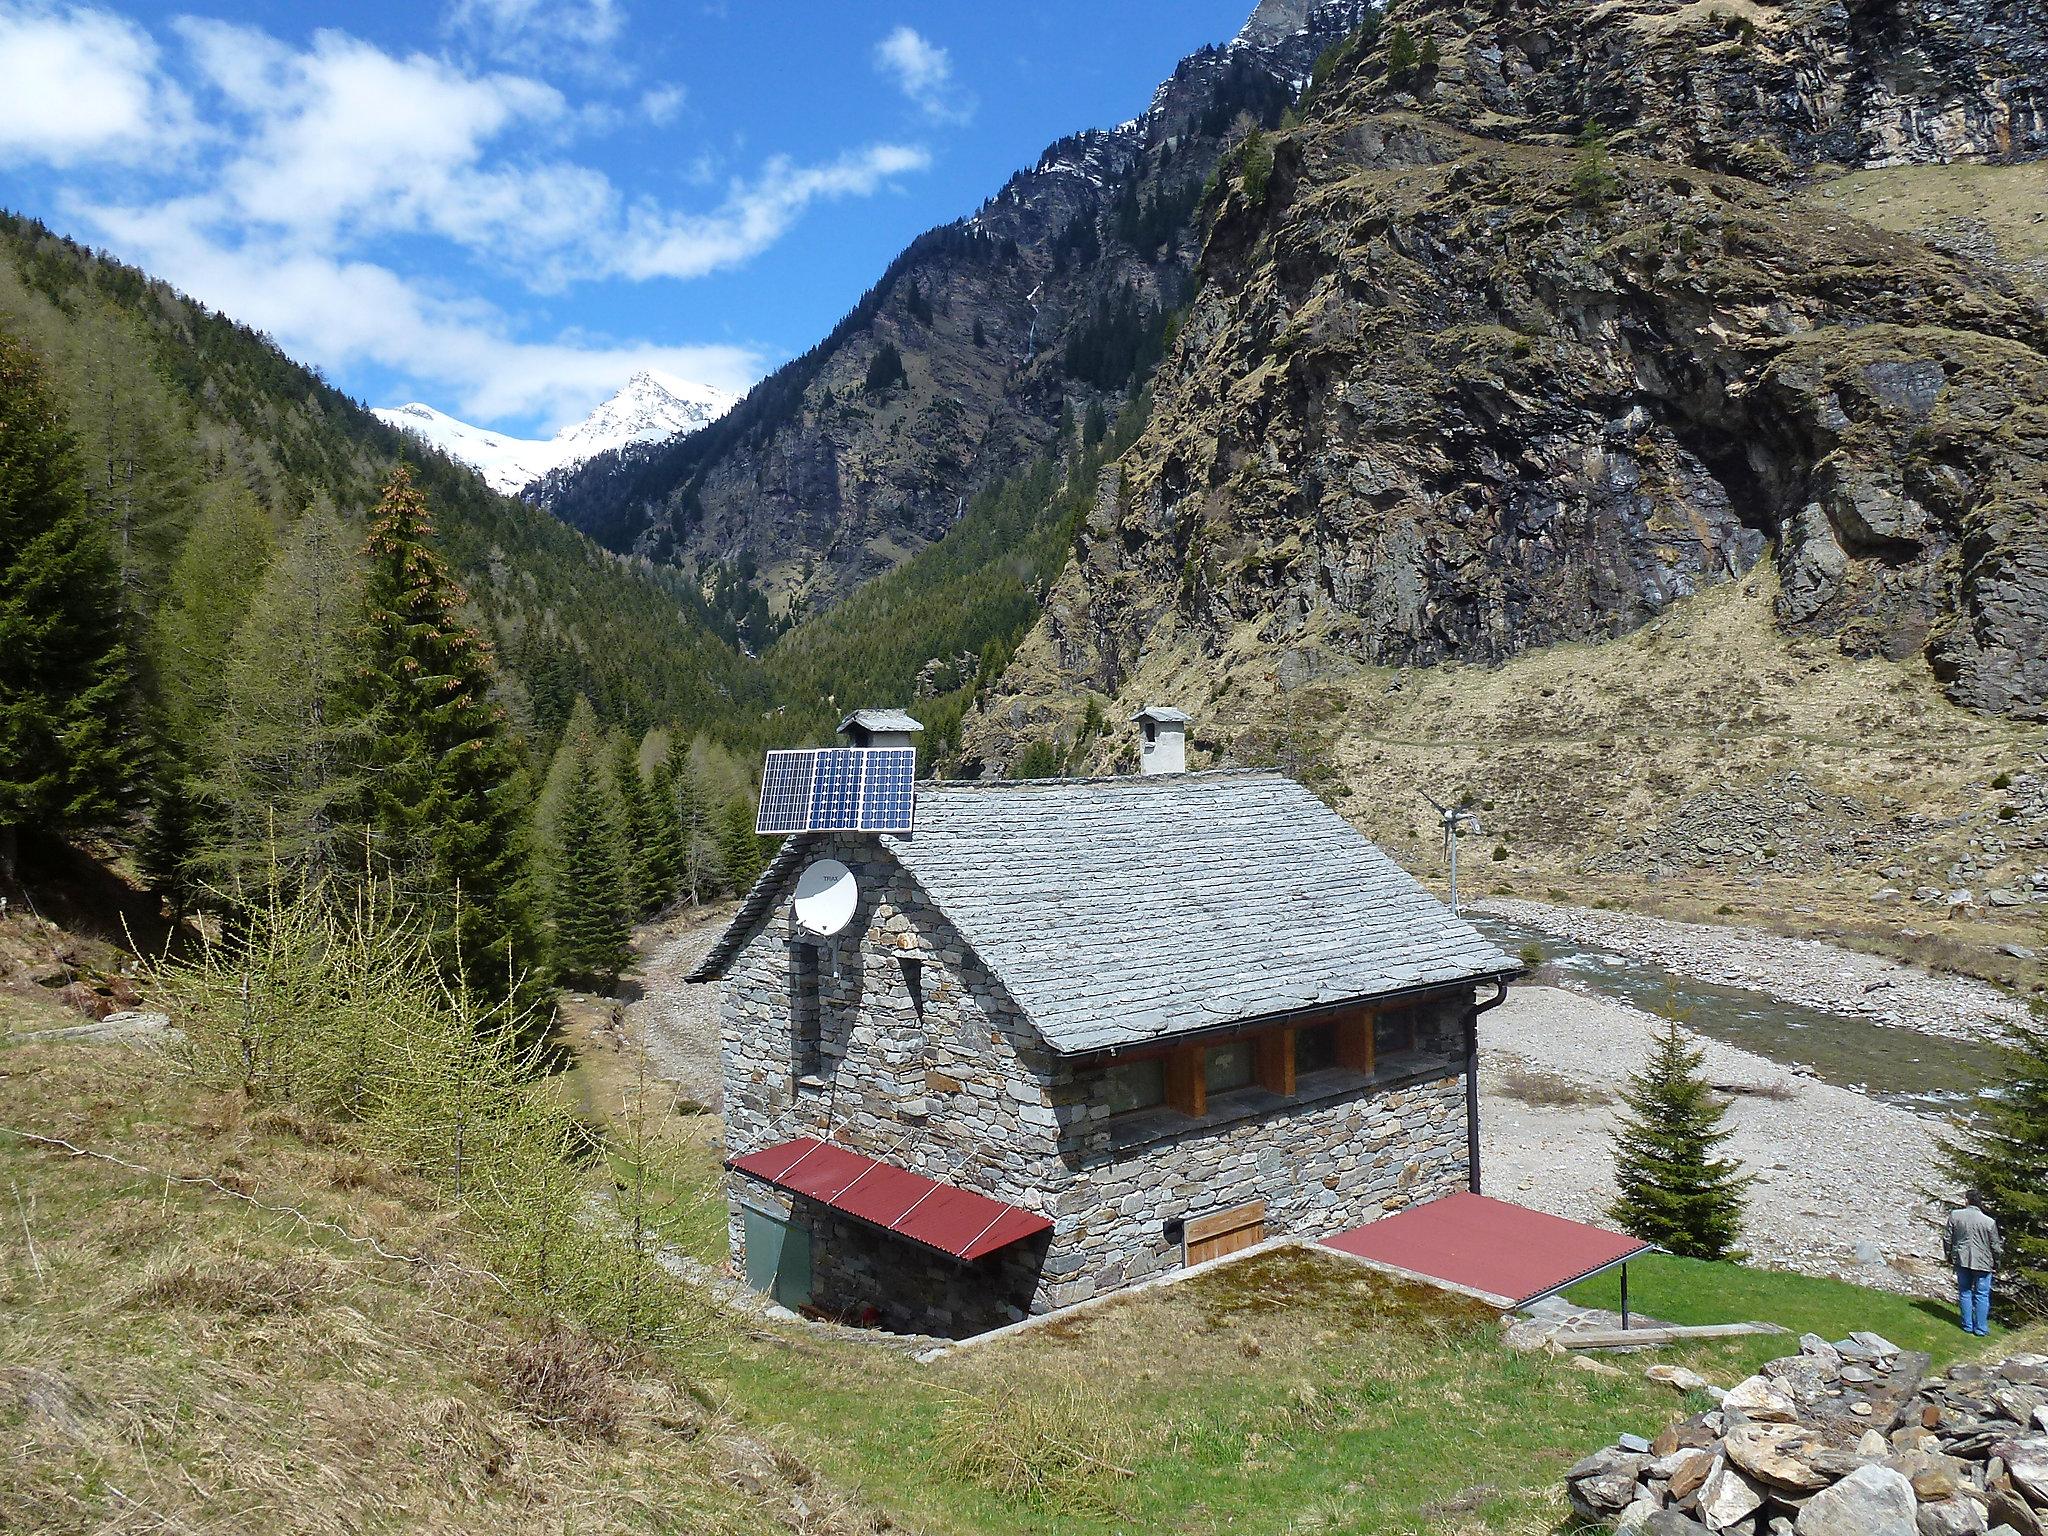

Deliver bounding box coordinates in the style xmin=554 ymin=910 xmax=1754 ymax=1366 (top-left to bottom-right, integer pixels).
xmin=1133 ymin=706 xmax=1189 ymax=775
xmin=838 ymin=708 xmax=925 ymax=753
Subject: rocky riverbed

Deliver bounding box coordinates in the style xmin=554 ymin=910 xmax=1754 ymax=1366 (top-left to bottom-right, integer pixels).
xmin=1480 ymin=984 xmax=1954 ymax=1297
xmin=1474 ymin=898 xmax=2022 ymax=1043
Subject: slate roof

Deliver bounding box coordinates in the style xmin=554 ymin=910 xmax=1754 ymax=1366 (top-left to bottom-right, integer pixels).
xmin=1133 ymin=705 xmax=1190 ymax=724
xmin=690 ymin=769 xmax=1515 ymax=1054
xmin=838 ymin=708 xmax=925 ymax=735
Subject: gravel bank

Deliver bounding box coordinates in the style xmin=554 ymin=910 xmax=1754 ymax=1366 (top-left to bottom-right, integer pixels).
xmin=1474 ymin=897 xmax=2020 ymax=1042
xmin=1481 ymin=983 xmax=1954 ymax=1296
xmin=624 ymin=904 xmax=735 ymax=1113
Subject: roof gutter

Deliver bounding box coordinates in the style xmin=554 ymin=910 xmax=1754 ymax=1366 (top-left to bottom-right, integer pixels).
xmin=1467 ymin=975 xmax=1510 ymax=1195
xmin=1071 ymin=968 xmax=1519 ymax=1064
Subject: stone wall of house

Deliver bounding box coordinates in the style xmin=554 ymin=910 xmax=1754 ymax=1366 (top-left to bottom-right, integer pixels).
xmin=717 ymin=835 xmax=1475 ymax=1330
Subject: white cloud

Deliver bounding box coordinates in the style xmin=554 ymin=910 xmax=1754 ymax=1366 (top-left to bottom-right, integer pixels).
xmin=613 ymin=143 xmax=932 ymax=281
xmin=444 ymin=0 xmax=623 ymax=66
xmin=641 ymin=83 xmax=685 ymax=125
xmin=0 ymin=3 xmax=190 ymax=165
xmin=83 ymin=198 xmax=760 ymax=425
xmin=873 ymin=25 xmax=972 ymax=123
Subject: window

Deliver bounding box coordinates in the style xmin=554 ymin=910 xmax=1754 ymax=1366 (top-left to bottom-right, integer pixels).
xmin=1375 ymin=1004 xmax=1420 ymax=1062
xmin=791 ymin=942 xmax=823 ymax=1081
xmin=1204 ymin=1039 xmax=1253 ymax=1094
xmin=1096 ymin=1056 xmax=1165 ymax=1115
xmin=1294 ymin=1023 xmax=1338 ymax=1076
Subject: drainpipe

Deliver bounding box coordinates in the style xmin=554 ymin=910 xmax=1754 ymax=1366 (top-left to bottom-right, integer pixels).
xmin=1466 ymin=978 xmax=1510 ymax=1195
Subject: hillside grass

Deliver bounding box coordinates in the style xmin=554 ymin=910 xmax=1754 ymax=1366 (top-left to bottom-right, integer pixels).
xmin=1810 ymin=161 xmax=2048 ymax=285
xmin=7 ymin=1002 xmax=2037 ymax=1536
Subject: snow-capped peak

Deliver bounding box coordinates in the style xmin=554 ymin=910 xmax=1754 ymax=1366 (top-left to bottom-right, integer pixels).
xmin=373 ymin=370 xmax=739 ymax=495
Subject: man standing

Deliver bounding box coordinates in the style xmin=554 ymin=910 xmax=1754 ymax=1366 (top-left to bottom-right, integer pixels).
xmin=1944 ymin=1190 xmax=2003 ymax=1336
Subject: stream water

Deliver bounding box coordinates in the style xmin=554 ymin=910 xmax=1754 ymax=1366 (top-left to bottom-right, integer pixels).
xmin=1466 ymin=915 xmax=2004 ymax=1118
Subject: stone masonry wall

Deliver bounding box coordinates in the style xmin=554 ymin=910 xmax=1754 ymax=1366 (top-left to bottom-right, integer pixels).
xmin=718 ymin=835 xmax=1474 ymax=1331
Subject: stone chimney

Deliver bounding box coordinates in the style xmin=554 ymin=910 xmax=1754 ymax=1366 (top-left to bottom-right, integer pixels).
xmin=1133 ymin=706 xmax=1190 ymax=775
xmin=838 ymin=708 xmax=925 ymax=752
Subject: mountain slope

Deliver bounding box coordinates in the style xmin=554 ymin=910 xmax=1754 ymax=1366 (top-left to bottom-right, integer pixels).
xmin=966 ymin=0 xmax=2048 ymax=775
xmin=0 ymin=211 xmax=772 ymax=746
xmin=535 ymin=0 xmax=1372 ymax=634
xmin=374 ymin=371 xmax=737 ymax=495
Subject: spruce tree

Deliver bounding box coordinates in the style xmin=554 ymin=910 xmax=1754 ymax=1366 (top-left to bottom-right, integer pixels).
xmin=348 ymin=465 xmax=539 ymax=998
xmin=551 ymin=738 xmax=629 ymax=989
xmin=646 ymin=753 xmax=686 ymax=909
xmin=611 ymin=735 xmax=665 ymax=917
xmin=715 ymin=793 xmax=766 ymax=894
xmin=1571 ymin=121 xmax=1623 ymax=210
xmin=1385 ymin=22 xmax=1420 ymax=84
xmin=137 ymin=752 xmax=203 ymax=920
xmin=1609 ymin=1019 xmax=1752 ymax=1260
xmin=0 ymin=333 xmax=140 ymax=879
xmin=1943 ymin=1003 xmax=2048 ymax=1319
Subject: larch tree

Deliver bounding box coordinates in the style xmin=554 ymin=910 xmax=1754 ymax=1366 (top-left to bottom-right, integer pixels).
xmin=1609 ymin=1018 xmax=1752 ymax=1260
xmin=1943 ymin=1002 xmax=2048 ymax=1320
xmin=0 ymin=333 xmax=141 ymax=880
xmin=550 ymin=735 xmax=630 ymax=989
xmin=348 ymin=465 xmax=540 ymax=999
xmin=211 ymin=505 xmax=368 ymax=890
xmin=645 ymin=752 xmax=687 ymax=909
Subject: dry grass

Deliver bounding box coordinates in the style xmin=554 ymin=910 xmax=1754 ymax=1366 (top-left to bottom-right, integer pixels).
xmin=934 ymin=1382 xmax=1137 ymax=1516
xmin=1494 ymin=1064 xmax=1614 ymax=1108
xmin=495 ymin=1323 xmax=630 ymax=1440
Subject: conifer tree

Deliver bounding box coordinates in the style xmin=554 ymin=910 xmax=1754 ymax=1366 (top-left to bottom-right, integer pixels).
xmin=1943 ymin=1003 xmax=2048 ymax=1319
xmin=1609 ymin=1019 xmax=1751 ymax=1259
xmin=348 ymin=465 xmax=539 ymax=997
xmin=1571 ymin=121 xmax=1623 ymax=210
xmin=1385 ymin=22 xmax=1420 ymax=84
xmin=0 ymin=333 xmax=141 ymax=879
xmin=672 ymin=750 xmax=718 ymax=904
xmin=551 ymin=737 xmax=630 ymax=988
xmin=212 ymin=505 xmax=367 ymax=889
xmin=611 ymin=735 xmax=665 ymax=917
xmin=137 ymin=753 xmax=203 ymax=919
xmin=715 ymin=792 xmax=767 ymax=893
xmin=646 ymin=752 xmax=687 ymax=909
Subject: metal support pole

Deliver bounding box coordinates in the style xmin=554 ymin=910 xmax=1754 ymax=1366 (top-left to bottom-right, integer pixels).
xmin=1464 ymin=1003 xmax=1481 ymax=1195
xmin=1621 ymin=1264 xmax=1630 ymax=1331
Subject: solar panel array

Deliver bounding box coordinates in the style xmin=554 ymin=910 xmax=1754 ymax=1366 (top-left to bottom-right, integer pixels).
xmin=755 ymin=747 xmax=917 ymax=836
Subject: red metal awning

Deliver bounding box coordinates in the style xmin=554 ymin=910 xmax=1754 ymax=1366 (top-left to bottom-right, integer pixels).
xmin=728 ymin=1137 xmax=1053 ymax=1263
xmin=1321 ymin=1192 xmax=1653 ymax=1308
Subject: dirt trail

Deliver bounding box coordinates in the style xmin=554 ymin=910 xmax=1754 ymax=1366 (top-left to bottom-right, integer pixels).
xmin=621 ymin=904 xmax=736 ymax=1113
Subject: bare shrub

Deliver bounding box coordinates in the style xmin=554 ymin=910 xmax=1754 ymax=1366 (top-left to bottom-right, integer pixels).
xmin=494 ymin=1324 xmax=627 ymax=1440
xmin=1495 ymin=1066 xmax=1613 ymax=1108
xmin=934 ymin=1382 xmax=1134 ymax=1515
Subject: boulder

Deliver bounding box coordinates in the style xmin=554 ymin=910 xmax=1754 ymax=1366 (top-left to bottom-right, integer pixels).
xmin=1997 ymin=1439 xmax=2048 ymax=1505
xmin=1794 ymin=1464 xmax=1918 ymax=1536
xmin=1699 ymin=1455 xmax=1767 ymax=1530
xmin=1724 ymin=1424 xmax=1835 ymax=1492
xmin=1725 ymin=1375 xmax=1801 ymax=1423
xmin=1917 ymin=1494 xmax=1992 ymax=1535
xmin=1889 ymin=1448 xmax=1971 ymax=1500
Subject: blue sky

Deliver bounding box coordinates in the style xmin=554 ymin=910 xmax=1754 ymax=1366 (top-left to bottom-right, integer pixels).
xmin=0 ymin=0 xmax=1255 ymax=433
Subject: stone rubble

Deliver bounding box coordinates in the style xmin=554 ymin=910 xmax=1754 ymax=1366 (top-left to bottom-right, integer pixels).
xmin=1566 ymin=1335 xmax=2048 ymax=1534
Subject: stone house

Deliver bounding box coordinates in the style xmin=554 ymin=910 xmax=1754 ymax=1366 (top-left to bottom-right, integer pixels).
xmin=689 ymin=709 xmax=1516 ymax=1336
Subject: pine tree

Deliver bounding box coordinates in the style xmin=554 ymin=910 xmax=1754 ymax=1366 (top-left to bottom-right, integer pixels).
xmin=611 ymin=735 xmax=666 ymax=918
xmin=348 ymin=465 xmax=540 ymax=999
xmin=137 ymin=753 xmax=203 ymax=919
xmin=1571 ymin=120 xmax=1623 ymax=210
xmin=1609 ymin=1019 xmax=1752 ymax=1259
xmin=0 ymin=333 xmax=141 ymax=879
xmin=551 ymin=737 xmax=630 ymax=988
xmin=863 ymin=341 xmax=906 ymax=394
xmin=1385 ymin=23 xmax=1420 ymax=84
xmin=1943 ymin=1003 xmax=2048 ymax=1319
xmin=715 ymin=792 xmax=766 ymax=894
xmin=645 ymin=752 xmax=686 ymax=909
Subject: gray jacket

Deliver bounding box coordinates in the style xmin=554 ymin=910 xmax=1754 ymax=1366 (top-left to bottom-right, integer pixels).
xmin=1945 ymin=1205 xmax=2003 ymax=1271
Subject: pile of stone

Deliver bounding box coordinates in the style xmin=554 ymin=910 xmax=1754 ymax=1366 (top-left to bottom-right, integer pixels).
xmin=1565 ymin=1332 xmax=2048 ymax=1533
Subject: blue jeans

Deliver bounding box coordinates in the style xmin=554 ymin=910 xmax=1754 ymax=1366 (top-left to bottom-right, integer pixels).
xmin=1956 ymin=1266 xmax=1993 ymax=1335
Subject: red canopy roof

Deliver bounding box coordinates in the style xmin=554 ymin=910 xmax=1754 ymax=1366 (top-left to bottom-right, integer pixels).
xmin=728 ymin=1137 xmax=1053 ymax=1263
xmin=1321 ymin=1192 xmax=1653 ymax=1307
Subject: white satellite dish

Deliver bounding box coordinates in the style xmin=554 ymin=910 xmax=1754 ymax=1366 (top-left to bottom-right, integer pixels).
xmin=792 ymin=858 xmax=858 ymax=936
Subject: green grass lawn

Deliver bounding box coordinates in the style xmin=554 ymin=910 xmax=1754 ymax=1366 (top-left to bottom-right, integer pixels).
xmin=1562 ymin=1253 xmax=1999 ymax=1366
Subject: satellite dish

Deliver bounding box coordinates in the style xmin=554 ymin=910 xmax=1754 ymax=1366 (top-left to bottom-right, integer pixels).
xmin=793 ymin=858 xmax=858 ymax=936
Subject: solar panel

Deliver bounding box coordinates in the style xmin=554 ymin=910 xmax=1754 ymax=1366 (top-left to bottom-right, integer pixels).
xmin=755 ymin=750 xmax=817 ymax=834
xmin=808 ymin=748 xmax=864 ymax=831
xmin=756 ymin=746 xmax=917 ymax=836
xmin=858 ymin=747 xmax=916 ymax=833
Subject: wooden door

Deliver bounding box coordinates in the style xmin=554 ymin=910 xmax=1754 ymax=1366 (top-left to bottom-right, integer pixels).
xmin=1184 ymin=1200 xmax=1266 ymax=1265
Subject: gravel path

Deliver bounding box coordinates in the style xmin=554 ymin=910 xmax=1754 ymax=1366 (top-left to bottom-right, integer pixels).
xmin=1473 ymin=897 xmax=2022 ymax=1042
xmin=1481 ymin=983 xmax=1954 ymax=1296
xmin=622 ymin=904 xmax=736 ymax=1113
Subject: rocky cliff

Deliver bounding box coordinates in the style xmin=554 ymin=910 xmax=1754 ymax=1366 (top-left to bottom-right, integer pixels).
xmin=534 ymin=1 xmax=1369 ymax=630
xmin=968 ymin=0 xmax=2048 ymax=768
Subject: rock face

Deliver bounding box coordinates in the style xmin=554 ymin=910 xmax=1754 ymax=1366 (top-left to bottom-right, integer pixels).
xmin=1565 ymin=1341 xmax=2048 ymax=1533
xmin=969 ymin=0 xmax=2048 ymax=766
xmin=535 ymin=2 xmax=1369 ymax=620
